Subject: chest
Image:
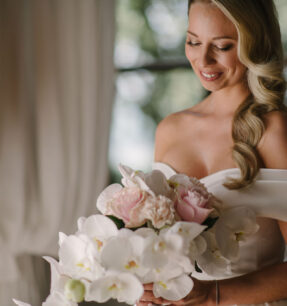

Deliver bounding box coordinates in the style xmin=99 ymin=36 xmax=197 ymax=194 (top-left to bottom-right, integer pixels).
xmin=162 ymin=118 xmax=236 ymax=178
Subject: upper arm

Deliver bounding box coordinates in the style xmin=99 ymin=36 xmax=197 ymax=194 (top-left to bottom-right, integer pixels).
xmin=154 ymin=114 xmax=178 ymax=162
xmin=258 ymin=111 xmax=287 ymax=243
xmin=258 ymin=111 xmax=287 ymax=169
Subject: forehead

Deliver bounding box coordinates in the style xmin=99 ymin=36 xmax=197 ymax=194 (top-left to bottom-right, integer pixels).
xmin=188 ymin=3 xmax=237 ymax=39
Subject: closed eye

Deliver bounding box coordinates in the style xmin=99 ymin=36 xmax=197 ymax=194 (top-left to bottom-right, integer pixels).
xmin=186 ymin=41 xmax=200 ymax=46
xmin=214 ymin=44 xmax=233 ymax=51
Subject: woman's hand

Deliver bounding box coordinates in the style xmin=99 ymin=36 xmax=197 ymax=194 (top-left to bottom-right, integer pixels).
xmin=137 ymin=278 xmax=215 ymax=306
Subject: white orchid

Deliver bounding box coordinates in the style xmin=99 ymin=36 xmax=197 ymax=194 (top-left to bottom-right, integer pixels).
xmin=118 ymin=164 xmax=152 ymax=193
xmin=153 ymin=274 xmax=194 ymax=301
xmin=196 ymin=231 xmax=230 ymax=277
xmin=59 ymin=234 xmax=105 ymax=281
xmin=215 ymin=206 xmax=259 ymax=261
xmin=42 ymin=291 xmax=78 ymax=306
xmin=164 ymin=222 xmax=207 ymax=256
xmin=85 ymin=271 xmax=144 ymax=305
xmin=13 ymin=300 xmax=32 ymax=306
xmin=118 ymin=164 xmax=174 ymax=198
xmin=100 ymin=233 xmax=149 ymax=278
xmin=43 ymin=256 xmax=85 ymax=305
xmin=76 ymin=214 xmax=118 ymax=256
xmin=13 ymin=257 xmax=80 ymax=306
xmin=139 ymin=226 xmax=194 ymax=284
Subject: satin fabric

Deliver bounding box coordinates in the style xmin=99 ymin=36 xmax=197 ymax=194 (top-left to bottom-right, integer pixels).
xmin=152 ymin=162 xmax=287 ymax=306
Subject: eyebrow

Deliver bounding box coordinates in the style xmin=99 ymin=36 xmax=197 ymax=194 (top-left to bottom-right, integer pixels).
xmin=186 ymin=30 xmax=236 ymax=41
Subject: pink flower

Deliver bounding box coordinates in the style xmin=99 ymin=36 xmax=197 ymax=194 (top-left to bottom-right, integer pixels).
xmin=174 ymin=183 xmax=213 ymax=224
xmin=104 ymin=186 xmax=176 ymax=229
xmin=106 ymin=187 xmax=148 ymax=227
xmin=131 ymin=195 xmax=175 ymax=229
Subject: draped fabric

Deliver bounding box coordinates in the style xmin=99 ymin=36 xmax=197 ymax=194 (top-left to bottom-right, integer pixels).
xmin=153 ymin=162 xmax=287 ymax=306
xmin=0 ymin=0 xmax=115 ymax=304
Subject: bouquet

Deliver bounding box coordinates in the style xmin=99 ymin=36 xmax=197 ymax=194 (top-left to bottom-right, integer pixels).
xmin=13 ymin=164 xmax=259 ymax=306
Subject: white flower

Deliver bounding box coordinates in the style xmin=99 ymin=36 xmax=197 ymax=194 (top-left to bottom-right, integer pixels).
xmin=100 ymin=233 xmax=148 ymax=278
xmin=139 ymin=227 xmax=194 ymax=282
xmin=13 ymin=292 xmax=77 ymax=306
xmin=43 ymin=291 xmax=77 ymax=306
xmin=76 ymin=214 xmax=118 ymax=256
xmin=59 ymin=234 xmax=105 ymax=281
xmin=13 ymin=300 xmax=31 ymax=306
xmin=153 ymin=274 xmax=194 ymax=301
xmin=143 ymin=169 xmax=174 ymax=198
xmin=13 ymin=257 xmax=79 ymax=306
xmin=196 ymin=231 xmax=230 ymax=277
xmin=215 ymin=206 xmax=259 ymax=260
xmin=118 ymin=164 xmax=174 ymax=198
xmin=85 ymin=272 xmax=144 ymax=305
xmin=164 ymin=222 xmax=207 ymax=256
xmin=118 ymin=164 xmax=152 ymax=193
xmin=64 ymin=279 xmax=86 ymax=303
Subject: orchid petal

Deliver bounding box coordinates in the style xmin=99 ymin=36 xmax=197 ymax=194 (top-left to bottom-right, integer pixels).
xmin=86 ymin=273 xmax=144 ymax=305
xmin=59 ymin=232 xmax=67 ymax=247
xmin=153 ymin=274 xmax=194 ymax=301
xmin=12 ymin=300 xmax=31 ymax=306
xmin=43 ymin=256 xmax=69 ymax=293
xmin=42 ymin=291 xmax=77 ymax=306
xmin=76 ymin=214 xmax=118 ymax=247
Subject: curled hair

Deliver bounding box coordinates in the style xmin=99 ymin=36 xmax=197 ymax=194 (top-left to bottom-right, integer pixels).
xmin=188 ymin=0 xmax=286 ymax=189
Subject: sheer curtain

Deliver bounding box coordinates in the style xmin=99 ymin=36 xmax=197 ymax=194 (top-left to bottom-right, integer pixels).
xmin=0 ymin=0 xmax=115 ymax=304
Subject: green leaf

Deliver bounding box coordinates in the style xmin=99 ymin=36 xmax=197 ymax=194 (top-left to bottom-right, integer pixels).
xmin=106 ymin=215 xmax=125 ymax=229
xmin=195 ymin=261 xmax=202 ymax=273
xmin=203 ymin=217 xmax=218 ymax=231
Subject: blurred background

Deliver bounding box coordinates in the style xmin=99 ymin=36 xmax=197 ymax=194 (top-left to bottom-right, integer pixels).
xmin=0 ymin=0 xmax=286 ymax=305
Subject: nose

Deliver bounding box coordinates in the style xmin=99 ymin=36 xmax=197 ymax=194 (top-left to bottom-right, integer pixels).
xmin=199 ymin=46 xmax=216 ymax=67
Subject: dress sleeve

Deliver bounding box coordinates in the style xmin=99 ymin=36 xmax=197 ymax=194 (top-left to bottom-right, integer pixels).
xmin=203 ymin=169 xmax=287 ymax=222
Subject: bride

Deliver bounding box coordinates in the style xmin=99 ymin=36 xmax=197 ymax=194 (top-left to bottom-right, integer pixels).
xmin=139 ymin=0 xmax=287 ymax=305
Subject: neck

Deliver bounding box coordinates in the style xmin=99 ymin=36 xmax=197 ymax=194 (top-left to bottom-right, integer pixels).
xmin=208 ymin=83 xmax=251 ymax=116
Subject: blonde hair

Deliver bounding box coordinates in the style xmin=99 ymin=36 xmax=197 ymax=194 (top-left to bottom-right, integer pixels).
xmin=188 ymin=0 xmax=286 ymax=189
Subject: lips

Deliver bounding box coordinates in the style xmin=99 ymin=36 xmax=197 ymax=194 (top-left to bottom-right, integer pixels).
xmin=200 ymin=71 xmax=222 ymax=81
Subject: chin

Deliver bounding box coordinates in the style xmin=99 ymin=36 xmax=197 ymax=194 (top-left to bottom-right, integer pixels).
xmin=201 ymin=82 xmax=225 ymax=92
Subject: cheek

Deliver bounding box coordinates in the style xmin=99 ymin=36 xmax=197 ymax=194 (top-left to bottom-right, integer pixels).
xmin=218 ymin=51 xmax=243 ymax=71
xmin=185 ymin=47 xmax=196 ymax=64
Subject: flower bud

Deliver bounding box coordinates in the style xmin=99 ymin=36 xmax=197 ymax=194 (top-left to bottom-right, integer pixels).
xmin=64 ymin=279 xmax=85 ymax=303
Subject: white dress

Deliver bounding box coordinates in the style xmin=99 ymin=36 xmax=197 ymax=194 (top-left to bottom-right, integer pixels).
xmin=153 ymin=162 xmax=287 ymax=306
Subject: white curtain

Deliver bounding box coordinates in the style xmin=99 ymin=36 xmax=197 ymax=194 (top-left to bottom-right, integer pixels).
xmin=0 ymin=0 xmax=115 ymax=304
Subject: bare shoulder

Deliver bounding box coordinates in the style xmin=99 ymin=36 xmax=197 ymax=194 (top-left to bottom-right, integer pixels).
xmin=154 ymin=109 xmax=198 ymax=161
xmin=258 ymin=110 xmax=287 ymax=168
xmin=154 ymin=112 xmax=183 ymax=161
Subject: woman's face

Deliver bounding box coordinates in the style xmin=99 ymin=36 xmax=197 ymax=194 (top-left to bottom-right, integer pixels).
xmin=185 ymin=2 xmax=247 ymax=93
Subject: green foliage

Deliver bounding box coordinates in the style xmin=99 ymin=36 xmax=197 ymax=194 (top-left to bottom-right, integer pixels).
xmin=107 ymin=215 xmax=125 ymax=229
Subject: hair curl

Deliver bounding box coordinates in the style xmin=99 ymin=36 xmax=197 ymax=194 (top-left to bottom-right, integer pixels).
xmin=188 ymin=0 xmax=286 ymax=189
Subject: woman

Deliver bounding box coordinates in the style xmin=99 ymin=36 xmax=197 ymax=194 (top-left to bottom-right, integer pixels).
xmin=139 ymin=0 xmax=287 ymax=305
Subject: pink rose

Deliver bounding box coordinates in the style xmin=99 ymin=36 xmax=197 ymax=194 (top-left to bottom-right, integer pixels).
xmin=175 ymin=184 xmax=213 ymax=224
xmin=107 ymin=187 xmax=148 ymax=227
xmin=105 ymin=186 xmax=175 ymax=229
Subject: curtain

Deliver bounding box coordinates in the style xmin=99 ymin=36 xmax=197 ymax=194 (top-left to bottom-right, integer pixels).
xmin=0 ymin=0 xmax=115 ymax=304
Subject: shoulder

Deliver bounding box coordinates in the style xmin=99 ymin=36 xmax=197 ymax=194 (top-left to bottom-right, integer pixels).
xmin=258 ymin=110 xmax=287 ymax=169
xmin=154 ymin=112 xmax=183 ymax=161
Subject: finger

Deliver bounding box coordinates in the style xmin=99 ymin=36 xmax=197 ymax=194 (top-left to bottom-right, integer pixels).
xmin=140 ymin=292 xmax=165 ymax=304
xmin=136 ymin=302 xmax=152 ymax=306
xmin=143 ymin=283 xmax=153 ymax=290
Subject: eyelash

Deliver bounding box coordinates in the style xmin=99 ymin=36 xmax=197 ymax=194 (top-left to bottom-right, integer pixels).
xmin=186 ymin=41 xmax=233 ymax=52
